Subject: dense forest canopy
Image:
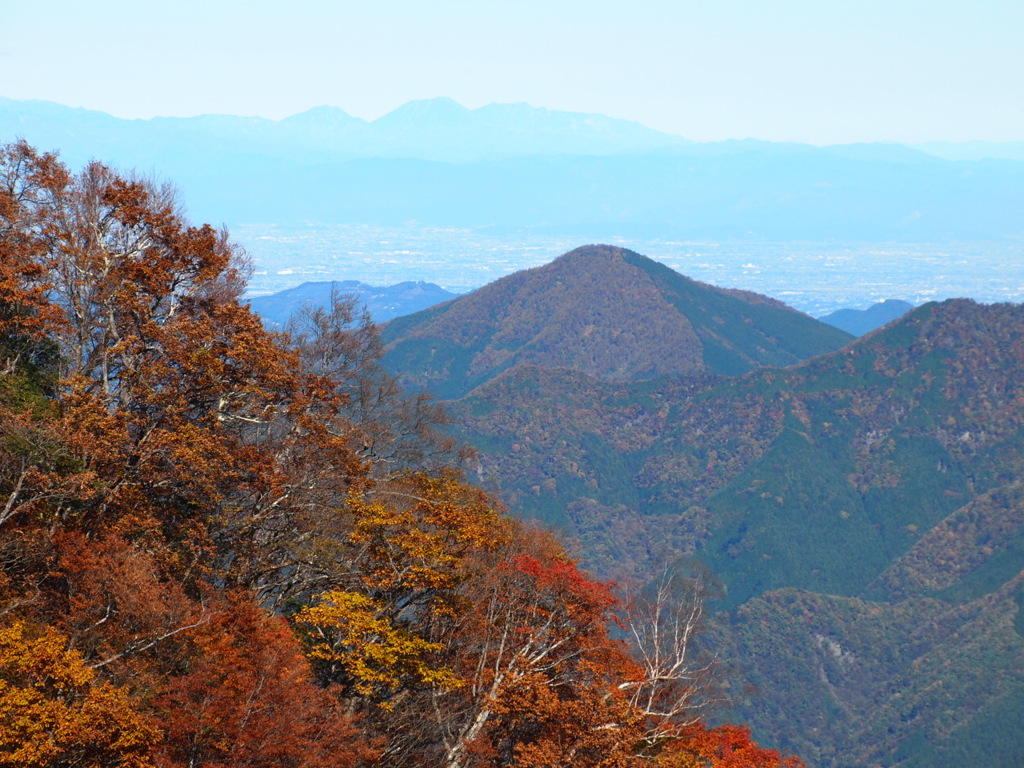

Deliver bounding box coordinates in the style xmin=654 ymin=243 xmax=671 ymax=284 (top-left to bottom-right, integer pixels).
xmin=0 ymin=140 xmax=801 ymax=767
xmin=380 ymin=246 xmax=1024 ymax=765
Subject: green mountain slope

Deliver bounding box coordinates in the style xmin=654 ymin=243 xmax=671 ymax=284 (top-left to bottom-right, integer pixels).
xmin=387 ymin=282 xmax=1024 ymax=767
xmin=721 ymin=577 xmax=1024 ymax=768
xmin=383 ymin=245 xmax=852 ymax=399
xmin=449 ymin=300 xmax=1024 ymax=590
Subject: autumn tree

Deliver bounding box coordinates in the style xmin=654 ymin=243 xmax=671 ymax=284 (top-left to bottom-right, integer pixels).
xmin=0 ymin=619 xmax=158 ymax=768
xmin=366 ymin=525 xmax=643 ymax=768
xmin=0 ymin=141 xmax=65 ymax=377
xmin=292 ymin=471 xmax=510 ymax=713
xmin=286 ymin=288 xmax=466 ymax=479
xmin=654 ymin=723 xmax=804 ymax=768
xmin=0 ymin=142 xmax=369 ymax=765
xmin=620 ymin=560 xmax=726 ymax=749
xmin=0 ymin=140 xmax=803 ymax=768
xmin=449 ymin=540 xmax=645 ymax=768
xmin=153 ymin=591 xmax=376 ymax=768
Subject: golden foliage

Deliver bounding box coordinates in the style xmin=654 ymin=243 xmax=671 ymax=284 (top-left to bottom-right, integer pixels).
xmin=295 ymin=590 xmax=460 ymax=702
xmin=0 ymin=620 xmax=159 ymax=768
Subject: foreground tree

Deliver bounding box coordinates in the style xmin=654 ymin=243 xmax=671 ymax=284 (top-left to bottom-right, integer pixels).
xmin=655 ymin=723 xmax=804 ymax=768
xmin=0 ymin=140 xmax=801 ymax=768
xmin=441 ymin=535 xmax=645 ymax=768
xmin=0 ymin=620 xmax=157 ymax=768
xmin=0 ymin=141 xmax=373 ymax=765
xmin=621 ymin=560 xmax=726 ymax=748
xmin=287 ymin=290 xmax=465 ymax=479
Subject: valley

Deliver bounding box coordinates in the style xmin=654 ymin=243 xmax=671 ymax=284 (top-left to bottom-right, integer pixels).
xmin=379 ymin=245 xmax=1024 ymax=767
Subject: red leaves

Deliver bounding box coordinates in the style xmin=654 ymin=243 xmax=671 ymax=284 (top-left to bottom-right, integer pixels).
xmin=505 ymin=553 xmax=618 ymax=616
xmin=659 ymin=723 xmax=805 ymax=768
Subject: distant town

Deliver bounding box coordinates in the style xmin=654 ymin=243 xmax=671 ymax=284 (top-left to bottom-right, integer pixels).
xmin=236 ymin=223 xmax=1023 ymax=316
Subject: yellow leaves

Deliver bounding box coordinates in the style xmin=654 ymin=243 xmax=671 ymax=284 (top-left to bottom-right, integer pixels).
xmin=286 ymin=474 xmax=514 ymax=712
xmin=0 ymin=621 xmax=92 ymax=689
xmin=293 ymin=590 xmax=460 ymax=703
xmin=349 ymin=470 xmax=510 ymax=595
xmin=0 ymin=620 xmax=158 ymax=768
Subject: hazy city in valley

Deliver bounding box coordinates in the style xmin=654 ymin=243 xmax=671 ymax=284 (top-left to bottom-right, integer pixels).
xmin=236 ymin=223 xmax=1023 ymax=316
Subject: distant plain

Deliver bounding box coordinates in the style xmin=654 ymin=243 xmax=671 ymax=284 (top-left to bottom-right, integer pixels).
xmin=237 ymin=223 xmax=1023 ymax=316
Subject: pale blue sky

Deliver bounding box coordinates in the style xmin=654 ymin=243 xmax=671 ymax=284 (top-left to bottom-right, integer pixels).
xmin=2 ymin=0 xmax=1022 ymax=143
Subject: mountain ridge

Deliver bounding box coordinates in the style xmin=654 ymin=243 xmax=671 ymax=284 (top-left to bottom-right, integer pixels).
xmin=4 ymin=97 xmax=1021 ymax=240
xmin=819 ymin=298 xmax=915 ymax=336
xmin=248 ymin=279 xmax=458 ymax=327
xmin=0 ymin=95 xmax=690 ymax=164
xmin=382 ymin=245 xmax=853 ymax=399
xmin=378 ymin=248 xmax=1024 ymax=768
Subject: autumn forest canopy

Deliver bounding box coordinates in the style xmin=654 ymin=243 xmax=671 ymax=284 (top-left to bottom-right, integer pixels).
xmin=0 ymin=141 xmax=805 ymax=766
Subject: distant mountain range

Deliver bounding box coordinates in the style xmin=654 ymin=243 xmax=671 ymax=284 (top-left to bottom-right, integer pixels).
xmin=247 ymin=280 xmax=458 ymax=327
xmin=819 ymin=298 xmax=915 ymax=336
xmin=381 ymin=246 xmax=1024 ymax=768
xmin=0 ymin=96 xmax=689 ymax=166
xmin=3 ymin=97 xmax=1022 ymax=241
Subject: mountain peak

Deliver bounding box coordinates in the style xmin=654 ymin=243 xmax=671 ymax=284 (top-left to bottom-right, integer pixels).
xmin=382 ymin=247 xmax=852 ymax=398
xmin=282 ymin=105 xmax=364 ymax=127
xmin=373 ymin=97 xmax=471 ymax=127
xmin=554 ymin=243 xmax=640 ymax=261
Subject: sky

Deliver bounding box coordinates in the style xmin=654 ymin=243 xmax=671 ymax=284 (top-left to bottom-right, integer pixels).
xmin=2 ymin=0 xmax=1023 ymax=145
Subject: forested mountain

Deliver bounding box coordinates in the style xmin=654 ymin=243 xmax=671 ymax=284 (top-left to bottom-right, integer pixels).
xmin=382 ymin=254 xmax=1024 ymax=767
xmin=0 ymin=141 xmax=801 ymax=768
xmin=383 ymin=245 xmax=852 ymax=399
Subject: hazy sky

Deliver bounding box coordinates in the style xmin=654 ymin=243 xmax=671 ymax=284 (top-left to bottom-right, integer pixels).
xmin=3 ymin=0 xmax=1022 ymax=144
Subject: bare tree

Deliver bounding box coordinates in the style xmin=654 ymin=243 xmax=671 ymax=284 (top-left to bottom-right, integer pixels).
xmin=619 ymin=559 xmax=726 ymax=742
xmin=286 ymin=288 xmax=468 ymax=479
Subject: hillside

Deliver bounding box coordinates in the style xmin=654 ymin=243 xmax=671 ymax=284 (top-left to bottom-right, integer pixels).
xmin=443 ymin=297 xmax=1024 ymax=584
xmin=382 ymin=245 xmax=852 ymax=399
xmin=383 ymin=261 xmax=1024 ymax=768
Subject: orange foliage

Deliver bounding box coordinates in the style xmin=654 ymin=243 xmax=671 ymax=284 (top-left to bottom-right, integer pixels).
xmin=349 ymin=470 xmax=511 ymax=598
xmin=153 ymin=593 xmax=374 ymax=768
xmin=657 ymin=723 xmax=805 ymax=768
xmin=0 ymin=620 xmax=158 ymax=768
